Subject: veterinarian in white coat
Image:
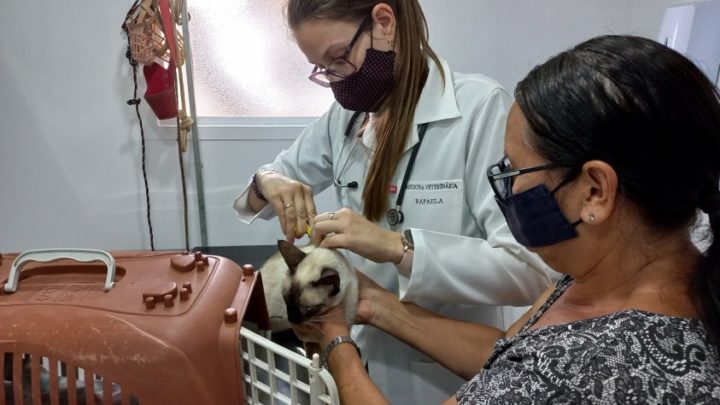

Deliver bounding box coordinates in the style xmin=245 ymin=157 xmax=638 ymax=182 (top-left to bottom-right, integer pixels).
xmin=234 ymin=1 xmax=552 ymax=403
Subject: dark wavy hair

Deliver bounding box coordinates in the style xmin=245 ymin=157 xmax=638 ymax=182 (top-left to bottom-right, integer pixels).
xmin=515 ymin=35 xmax=720 ymax=341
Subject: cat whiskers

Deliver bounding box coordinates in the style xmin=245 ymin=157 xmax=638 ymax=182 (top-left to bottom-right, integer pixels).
xmin=299 ymin=321 xmax=328 ymax=341
xmin=304 ymin=318 xmax=335 ymax=338
xmin=309 ymin=313 xmax=335 ymax=322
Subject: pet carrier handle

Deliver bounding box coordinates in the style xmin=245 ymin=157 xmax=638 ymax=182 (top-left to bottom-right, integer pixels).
xmin=4 ymin=249 xmax=116 ymax=294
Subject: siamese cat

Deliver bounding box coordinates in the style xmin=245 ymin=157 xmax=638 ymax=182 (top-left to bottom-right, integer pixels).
xmin=259 ymin=240 xmax=358 ymax=333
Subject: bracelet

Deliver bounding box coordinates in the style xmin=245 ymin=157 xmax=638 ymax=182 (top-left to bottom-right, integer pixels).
xmin=321 ymin=336 xmax=361 ymax=370
xmin=251 ymin=172 xmax=268 ymax=202
xmin=396 ymin=248 xmax=414 ymax=277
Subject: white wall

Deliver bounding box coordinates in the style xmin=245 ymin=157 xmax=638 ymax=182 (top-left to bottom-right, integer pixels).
xmin=0 ymin=0 xmax=692 ymax=252
xmin=422 ymin=0 xmax=690 ymax=91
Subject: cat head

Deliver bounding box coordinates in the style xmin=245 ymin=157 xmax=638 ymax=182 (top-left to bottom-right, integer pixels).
xmin=277 ymin=240 xmax=351 ymax=325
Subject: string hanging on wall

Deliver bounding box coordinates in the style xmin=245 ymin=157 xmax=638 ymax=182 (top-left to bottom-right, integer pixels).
xmin=122 ymin=0 xmax=156 ymax=251
xmin=122 ymin=0 xmax=194 ymax=251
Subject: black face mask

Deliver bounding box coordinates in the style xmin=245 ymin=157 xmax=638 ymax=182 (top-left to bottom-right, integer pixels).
xmin=329 ymin=48 xmax=395 ymax=112
xmin=494 ymin=180 xmax=582 ymax=248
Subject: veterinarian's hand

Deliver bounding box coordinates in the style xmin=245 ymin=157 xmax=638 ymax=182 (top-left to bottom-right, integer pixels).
xmin=354 ymin=271 xmax=399 ymax=327
xmin=292 ymin=305 xmax=349 ymax=347
xmin=255 ymin=171 xmax=316 ymax=244
xmin=311 ymin=208 xmax=404 ymax=264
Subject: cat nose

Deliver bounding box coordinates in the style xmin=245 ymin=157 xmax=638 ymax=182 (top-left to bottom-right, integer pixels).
xmin=287 ymin=307 xmax=302 ymax=324
xmin=288 ymin=312 xmax=302 ymax=324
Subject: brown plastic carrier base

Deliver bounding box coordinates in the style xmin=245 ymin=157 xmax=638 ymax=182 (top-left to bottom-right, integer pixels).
xmin=0 ymin=249 xmax=270 ymax=405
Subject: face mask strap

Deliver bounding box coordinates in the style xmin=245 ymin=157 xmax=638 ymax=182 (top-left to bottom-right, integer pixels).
xmin=550 ymin=168 xmax=584 ymax=228
xmin=369 ymin=18 xmax=374 ymax=49
xmin=549 ymin=168 xmax=581 ymax=195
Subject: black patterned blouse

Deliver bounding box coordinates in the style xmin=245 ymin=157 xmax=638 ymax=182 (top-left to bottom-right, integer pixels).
xmin=456 ymin=275 xmax=720 ymax=404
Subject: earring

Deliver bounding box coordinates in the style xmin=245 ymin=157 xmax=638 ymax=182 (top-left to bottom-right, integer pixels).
xmin=587 ymin=213 xmax=596 ymax=222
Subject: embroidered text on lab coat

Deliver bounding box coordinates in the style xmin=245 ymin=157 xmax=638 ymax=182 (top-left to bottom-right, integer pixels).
xmin=415 ymin=198 xmax=445 ymax=205
xmin=407 ymin=182 xmax=459 ymax=191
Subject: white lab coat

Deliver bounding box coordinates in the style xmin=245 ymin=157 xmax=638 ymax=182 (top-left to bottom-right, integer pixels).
xmin=234 ymin=58 xmax=553 ymax=404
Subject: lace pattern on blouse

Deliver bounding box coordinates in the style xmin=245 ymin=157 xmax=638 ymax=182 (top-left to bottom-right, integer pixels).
xmin=455 ymin=275 xmax=720 ymax=404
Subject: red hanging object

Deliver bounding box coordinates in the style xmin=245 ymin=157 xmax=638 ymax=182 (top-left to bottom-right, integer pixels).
xmin=158 ymin=0 xmax=179 ymax=65
xmin=143 ymin=60 xmax=178 ymax=119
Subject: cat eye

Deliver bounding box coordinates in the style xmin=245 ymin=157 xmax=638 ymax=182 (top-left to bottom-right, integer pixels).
xmin=304 ymin=306 xmax=313 ymax=312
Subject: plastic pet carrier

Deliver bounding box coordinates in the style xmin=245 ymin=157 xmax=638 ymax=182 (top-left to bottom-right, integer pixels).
xmin=0 ymin=249 xmax=339 ymax=405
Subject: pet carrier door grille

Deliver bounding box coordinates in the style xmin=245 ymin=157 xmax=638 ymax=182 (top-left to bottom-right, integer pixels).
xmin=240 ymin=328 xmax=339 ymax=405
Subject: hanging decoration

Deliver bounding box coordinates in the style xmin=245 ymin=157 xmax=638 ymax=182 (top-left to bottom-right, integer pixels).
xmin=122 ymin=0 xmax=193 ymax=152
xmin=122 ymin=0 xmax=194 ymax=252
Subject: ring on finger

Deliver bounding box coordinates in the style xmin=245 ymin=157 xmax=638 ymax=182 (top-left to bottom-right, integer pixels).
xmin=284 ymin=202 xmax=294 ymax=209
xmin=329 ymin=212 xmax=335 ymax=220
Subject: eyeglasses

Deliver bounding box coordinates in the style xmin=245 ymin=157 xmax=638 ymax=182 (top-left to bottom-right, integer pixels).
xmin=309 ymin=15 xmax=372 ymax=87
xmin=487 ymin=156 xmax=565 ymax=199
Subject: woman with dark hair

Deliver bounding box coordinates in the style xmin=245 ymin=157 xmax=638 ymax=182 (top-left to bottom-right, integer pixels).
xmin=296 ymin=35 xmax=720 ymax=404
xmin=233 ymin=1 xmax=551 ymax=402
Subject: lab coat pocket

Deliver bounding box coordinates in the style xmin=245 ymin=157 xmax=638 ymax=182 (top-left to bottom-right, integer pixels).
xmin=402 ymin=179 xmax=464 ymax=234
xmin=410 ymin=361 xmax=466 ymax=405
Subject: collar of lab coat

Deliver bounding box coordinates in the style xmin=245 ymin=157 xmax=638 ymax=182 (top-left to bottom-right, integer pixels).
xmin=415 ymin=57 xmax=459 ymax=124
xmin=403 ymin=57 xmax=459 ymax=153
xmin=360 ymin=57 xmax=459 ymax=153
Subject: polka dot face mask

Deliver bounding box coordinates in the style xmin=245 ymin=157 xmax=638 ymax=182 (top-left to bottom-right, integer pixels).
xmin=329 ymin=48 xmax=396 ymax=112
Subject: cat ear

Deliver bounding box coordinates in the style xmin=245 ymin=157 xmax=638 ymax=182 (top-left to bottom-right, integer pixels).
xmin=313 ymin=268 xmax=340 ymax=297
xmin=277 ymin=240 xmax=306 ymax=274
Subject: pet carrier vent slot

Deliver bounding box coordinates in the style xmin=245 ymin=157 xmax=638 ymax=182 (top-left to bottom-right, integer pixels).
xmin=2 ymin=352 xmax=139 ymax=405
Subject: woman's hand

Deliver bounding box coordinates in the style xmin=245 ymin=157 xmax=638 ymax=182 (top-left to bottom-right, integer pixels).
xmin=292 ymin=305 xmax=350 ymax=347
xmin=293 ymin=272 xmax=401 ymax=354
xmin=292 ymin=272 xmax=397 ymax=344
xmin=310 ymin=208 xmax=404 ymax=263
xmin=354 ymin=271 xmax=398 ymax=327
xmin=254 ymin=171 xmax=316 ymax=243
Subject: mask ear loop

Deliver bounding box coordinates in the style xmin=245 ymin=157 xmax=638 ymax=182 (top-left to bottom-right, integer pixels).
xmin=366 ymin=14 xmax=393 ymax=51
xmin=549 ymin=173 xmax=578 ymax=195
xmin=369 ymin=16 xmax=375 ymax=50
xmin=550 ymin=167 xmax=584 ymax=227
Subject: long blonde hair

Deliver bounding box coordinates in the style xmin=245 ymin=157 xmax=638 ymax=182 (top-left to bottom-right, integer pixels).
xmin=286 ymin=0 xmax=444 ymax=221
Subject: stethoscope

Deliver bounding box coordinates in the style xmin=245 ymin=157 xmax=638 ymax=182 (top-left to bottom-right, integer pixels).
xmin=386 ymin=123 xmax=428 ymax=227
xmin=333 ymin=111 xmax=368 ymax=190
xmin=334 ymin=111 xmax=428 ymax=227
